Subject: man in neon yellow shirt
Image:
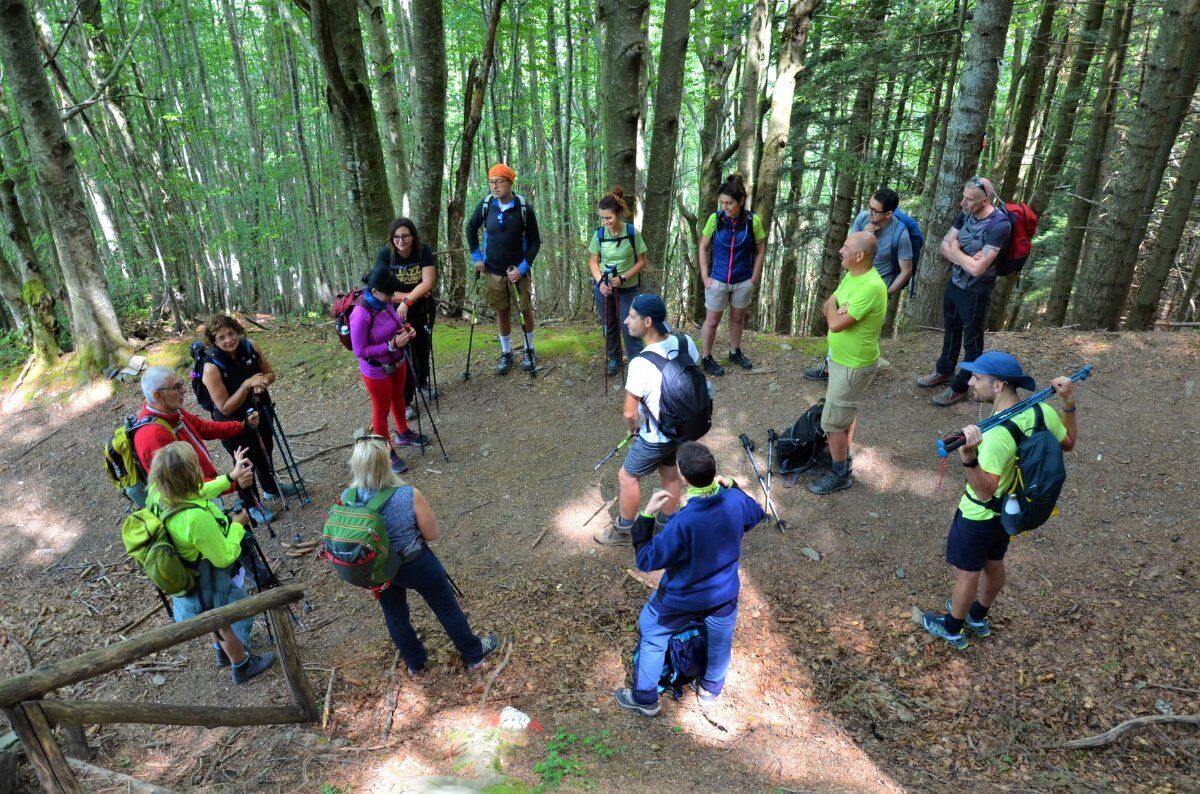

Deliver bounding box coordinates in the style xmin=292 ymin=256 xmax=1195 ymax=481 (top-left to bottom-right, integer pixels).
xmin=922 ymin=352 xmax=1078 ymax=649
xmin=810 ymin=232 xmax=887 ymax=494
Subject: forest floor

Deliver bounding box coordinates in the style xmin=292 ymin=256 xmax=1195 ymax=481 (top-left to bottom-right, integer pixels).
xmin=0 ymin=320 xmax=1197 ymax=793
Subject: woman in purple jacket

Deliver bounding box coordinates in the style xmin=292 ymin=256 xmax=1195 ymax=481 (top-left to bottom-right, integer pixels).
xmin=350 ymin=266 xmax=429 ymax=473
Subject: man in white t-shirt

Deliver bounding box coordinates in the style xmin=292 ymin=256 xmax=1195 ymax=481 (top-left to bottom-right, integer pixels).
xmin=594 ymin=294 xmax=699 ymax=546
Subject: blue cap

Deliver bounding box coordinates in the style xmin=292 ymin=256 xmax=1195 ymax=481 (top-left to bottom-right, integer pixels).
xmin=630 ymin=293 xmax=670 ymax=334
xmin=959 ymin=351 xmax=1036 ymax=391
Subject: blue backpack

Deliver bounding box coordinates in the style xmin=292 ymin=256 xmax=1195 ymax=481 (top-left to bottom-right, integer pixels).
xmin=892 ymin=209 xmax=924 ymax=295
xmin=632 ymin=621 xmax=708 ymax=699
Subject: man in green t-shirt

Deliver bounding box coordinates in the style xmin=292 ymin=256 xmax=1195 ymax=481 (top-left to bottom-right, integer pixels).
xmin=810 ymin=232 xmax=888 ymax=495
xmin=922 ymin=352 xmax=1078 ymax=650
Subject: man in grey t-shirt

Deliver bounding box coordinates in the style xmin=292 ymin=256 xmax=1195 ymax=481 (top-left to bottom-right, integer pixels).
xmin=849 ymin=187 xmax=914 ymax=293
xmin=915 ymin=177 xmax=1012 ymax=407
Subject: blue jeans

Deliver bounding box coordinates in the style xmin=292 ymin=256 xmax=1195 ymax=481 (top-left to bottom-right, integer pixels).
xmin=633 ymin=597 xmax=738 ymax=705
xmin=593 ymin=282 xmax=643 ymax=361
xmin=377 ymin=548 xmax=483 ymax=670
xmin=936 ymin=281 xmax=993 ymax=393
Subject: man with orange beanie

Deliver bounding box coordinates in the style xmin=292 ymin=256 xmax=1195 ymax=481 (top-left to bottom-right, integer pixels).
xmin=465 ymin=164 xmax=542 ymax=375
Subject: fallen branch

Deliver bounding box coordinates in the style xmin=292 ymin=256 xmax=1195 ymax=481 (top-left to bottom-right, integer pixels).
xmin=480 ymin=638 xmax=514 ymax=706
xmin=286 ymin=422 xmax=328 ymax=438
xmin=9 ymin=427 xmax=61 ymax=463
xmin=295 ymin=442 xmax=354 ymax=466
xmin=1061 ymin=715 xmax=1200 ymax=749
xmin=583 ymin=497 xmax=617 ymax=528
xmin=531 ymin=527 xmax=551 ymax=549
xmin=66 ymin=757 xmax=177 ymax=793
xmin=456 ymin=499 xmax=493 ymax=517
xmin=240 ymin=316 xmax=272 ymax=331
xmin=321 ymin=667 xmax=336 ymax=729
xmin=114 ymin=602 xmax=163 ymax=636
xmin=4 ymin=629 xmax=33 ymax=670
xmin=380 ymin=650 xmax=400 ymax=741
xmin=1141 ymin=683 xmax=1200 ymax=696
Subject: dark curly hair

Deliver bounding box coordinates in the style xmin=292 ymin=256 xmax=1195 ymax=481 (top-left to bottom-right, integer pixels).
xmin=203 ymin=314 xmax=244 ymax=347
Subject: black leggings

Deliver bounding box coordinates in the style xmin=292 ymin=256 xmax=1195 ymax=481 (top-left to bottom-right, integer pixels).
xmin=404 ymin=301 xmax=435 ymax=404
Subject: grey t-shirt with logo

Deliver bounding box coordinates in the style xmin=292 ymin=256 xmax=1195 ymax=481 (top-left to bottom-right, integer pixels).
xmin=850 ymin=210 xmax=912 ymax=287
xmin=949 ymin=209 xmax=1012 ymax=292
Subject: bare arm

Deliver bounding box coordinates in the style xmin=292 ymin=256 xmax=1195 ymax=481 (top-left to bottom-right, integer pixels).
xmin=412 ymin=488 xmax=439 ymax=542
xmin=889 ymin=258 xmax=913 ymax=295
xmin=251 ymin=341 xmax=276 ymax=387
xmin=957 ymin=425 xmax=1001 ymax=501
xmin=588 ymin=252 xmax=602 ymax=282
xmin=1052 ymin=377 xmax=1077 ymax=451
xmin=698 ymin=235 xmax=712 ymax=284
xmin=750 ymin=240 xmax=766 ymax=285
xmin=623 ymin=392 xmax=640 ymax=436
xmin=622 ymin=251 xmax=648 ymax=282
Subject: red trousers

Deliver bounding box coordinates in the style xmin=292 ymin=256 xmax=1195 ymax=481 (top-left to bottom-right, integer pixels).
xmin=362 ymin=368 xmax=409 ymax=438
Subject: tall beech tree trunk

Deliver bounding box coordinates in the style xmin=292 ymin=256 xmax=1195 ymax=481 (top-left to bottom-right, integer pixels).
xmin=1124 ymin=123 xmax=1200 ymax=329
xmin=601 ymin=0 xmax=648 ymax=213
xmin=309 ymin=0 xmax=395 ymax=264
xmin=361 ymin=0 xmax=411 ymax=217
xmin=0 ymin=0 xmax=128 ymax=370
xmin=407 ymin=0 xmax=447 ymax=270
xmin=640 ymin=0 xmax=692 ymax=294
xmin=0 ymin=142 xmax=59 ymax=360
xmin=902 ymin=0 xmax=1015 ymax=329
xmin=811 ymin=0 xmax=886 ymax=336
xmin=736 ymin=0 xmax=772 ymax=197
xmin=1071 ymin=0 xmax=1200 ymax=329
xmin=1043 ymin=0 xmax=1132 ymax=325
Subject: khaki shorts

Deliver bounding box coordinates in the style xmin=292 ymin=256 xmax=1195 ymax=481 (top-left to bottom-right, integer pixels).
xmin=705 ymin=279 xmax=755 ymax=311
xmin=821 ymin=360 xmax=878 ymax=432
xmin=485 ymin=272 xmax=533 ymax=315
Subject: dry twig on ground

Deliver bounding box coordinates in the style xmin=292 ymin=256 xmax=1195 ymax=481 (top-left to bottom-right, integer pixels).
xmin=1062 ymin=715 xmax=1200 ymax=749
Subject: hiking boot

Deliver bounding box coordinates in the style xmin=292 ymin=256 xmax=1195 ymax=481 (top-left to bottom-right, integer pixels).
xmin=921 ymin=612 xmax=968 ymax=650
xmin=214 ymin=644 xmax=230 ymax=668
xmin=614 ymin=688 xmax=660 ymax=717
xmin=808 ymin=470 xmax=853 ymax=495
xmin=931 ymin=387 xmax=968 ymax=407
xmin=804 ymin=362 xmax=829 ymax=381
xmin=521 ymin=349 xmax=537 ymax=372
xmin=693 ymin=680 xmax=718 ymax=704
xmin=606 ymin=357 xmax=621 ymax=376
xmin=421 ymin=386 xmax=438 ymax=401
xmin=231 ymin=651 xmax=277 ymax=685
xmin=248 ymin=506 xmax=276 ymax=525
xmin=728 ymin=349 xmax=753 ymax=370
xmin=915 ymin=371 xmax=951 ymax=388
xmin=393 ymin=429 xmax=429 ymax=448
xmin=593 ymin=524 xmax=633 ymax=546
xmin=389 ymin=450 xmax=408 ymax=474
xmin=701 ymin=355 xmax=725 ymax=377
xmin=496 ymin=351 xmax=514 ymax=375
xmin=468 ymin=635 xmax=501 ymax=669
xmin=945 ymin=599 xmax=991 ymax=637
xmin=406 ymin=404 xmax=418 ymax=421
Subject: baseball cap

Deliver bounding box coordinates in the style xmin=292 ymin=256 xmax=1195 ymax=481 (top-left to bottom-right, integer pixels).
xmin=959 ymin=351 xmax=1036 ymax=391
xmin=630 ymin=294 xmax=670 ymax=334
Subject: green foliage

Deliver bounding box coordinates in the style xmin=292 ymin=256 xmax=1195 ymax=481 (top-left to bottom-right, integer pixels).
xmin=0 ymin=329 xmax=31 ymax=375
xmin=109 ymin=274 xmax=155 ymax=323
xmin=532 ymin=728 xmax=622 ymax=791
xmin=319 ymin=785 xmax=348 ymax=794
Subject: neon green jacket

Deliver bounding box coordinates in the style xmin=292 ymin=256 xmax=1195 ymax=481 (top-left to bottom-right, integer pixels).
xmin=146 ymin=476 xmax=246 ymax=569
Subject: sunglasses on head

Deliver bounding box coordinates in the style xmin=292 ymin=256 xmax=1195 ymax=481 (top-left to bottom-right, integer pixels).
xmin=969 ymin=177 xmax=992 ymax=198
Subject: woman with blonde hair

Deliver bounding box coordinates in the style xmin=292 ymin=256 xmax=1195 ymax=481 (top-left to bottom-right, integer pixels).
xmin=147 ymin=441 xmax=276 ymax=684
xmin=345 ymin=431 xmax=497 ymax=675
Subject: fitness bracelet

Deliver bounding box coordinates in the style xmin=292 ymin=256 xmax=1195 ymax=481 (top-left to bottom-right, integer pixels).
xmin=962 ymin=457 xmax=980 ymax=468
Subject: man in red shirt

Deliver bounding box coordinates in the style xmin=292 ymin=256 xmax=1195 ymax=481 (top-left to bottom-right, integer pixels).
xmin=132 ymin=366 xmax=256 ymax=504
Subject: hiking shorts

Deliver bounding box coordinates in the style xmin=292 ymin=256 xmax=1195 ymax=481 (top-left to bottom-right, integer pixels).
xmin=946 ymin=509 xmax=1009 ymax=572
xmin=705 ymin=279 xmax=755 ymax=312
xmin=622 ymin=436 xmax=679 ymax=478
xmin=485 ymin=272 xmax=533 ymax=315
xmin=822 ymin=360 xmax=879 ymax=432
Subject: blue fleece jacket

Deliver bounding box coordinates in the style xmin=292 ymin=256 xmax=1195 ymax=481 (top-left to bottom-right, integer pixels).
xmin=634 ymin=486 xmax=765 ymax=614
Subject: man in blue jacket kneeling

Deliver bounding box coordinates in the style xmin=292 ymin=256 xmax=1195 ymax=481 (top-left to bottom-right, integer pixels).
xmin=615 ymin=441 xmax=766 ymax=716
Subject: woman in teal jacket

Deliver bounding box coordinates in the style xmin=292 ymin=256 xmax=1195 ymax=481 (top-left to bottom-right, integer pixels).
xmin=147 ymin=441 xmax=276 ymax=685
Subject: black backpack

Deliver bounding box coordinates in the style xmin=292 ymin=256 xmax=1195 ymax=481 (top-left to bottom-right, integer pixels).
xmin=774 ymin=400 xmax=828 ymax=475
xmin=638 ymin=334 xmax=713 ymax=443
xmin=995 ymin=403 xmax=1067 ymax=535
xmin=632 ymin=620 xmax=707 ymax=699
xmin=189 ymin=338 xmax=257 ymax=415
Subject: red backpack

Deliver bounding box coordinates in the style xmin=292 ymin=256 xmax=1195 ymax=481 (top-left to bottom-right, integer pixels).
xmin=330 ymin=290 xmax=374 ymax=352
xmin=996 ymin=202 xmax=1040 ymax=276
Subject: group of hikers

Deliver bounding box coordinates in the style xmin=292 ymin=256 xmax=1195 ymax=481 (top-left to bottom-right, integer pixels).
xmin=111 ymin=166 xmax=1081 ymax=719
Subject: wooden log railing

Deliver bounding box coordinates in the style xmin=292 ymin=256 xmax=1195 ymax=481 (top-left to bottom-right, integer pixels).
xmin=0 ymin=584 xmax=317 ymax=793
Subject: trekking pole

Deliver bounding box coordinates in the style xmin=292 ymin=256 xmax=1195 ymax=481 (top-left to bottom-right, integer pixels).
xmin=423 ymin=322 xmax=440 ymax=414
xmin=265 ymin=404 xmax=312 ymax=505
xmin=766 ymin=428 xmax=777 ymax=502
xmin=738 ymin=433 xmax=786 ymax=533
xmin=936 ymin=364 xmax=1094 ymax=457
xmin=463 ymin=273 xmax=481 ymax=381
xmin=509 ymin=268 xmax=536 ymax=378
xmin=403 ymin=348 xmax=449 ymax=462
xmin=595 ymin=433 xmax=634 ymax=471
xmin=600 ymin=273 xmax=610 ymax=395
xmin=245 ymin=532 xmax=305 ymax=630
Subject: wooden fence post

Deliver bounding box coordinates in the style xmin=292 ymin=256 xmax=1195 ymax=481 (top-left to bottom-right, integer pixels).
xmin=4 ymin=702 xmax=82 ymax=793
xmin=268 ymin=608 xmax=319 ymax=722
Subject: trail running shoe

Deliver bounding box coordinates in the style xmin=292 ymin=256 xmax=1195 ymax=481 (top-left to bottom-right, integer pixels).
xmin=693 ymin=680 xmax=718 ymax=704
xmin=701 ymin=355 xmax=725 ymax=377
xmin=728 ymin=349 xmax=753 ymax=370
xmin=804 ymin=362 xmax=829 ymax=381
xmin=231 ymin=651 xmax=277 ymax=685
xmin=915 ymin=371 xmax=951 ymax=388
xmin=945 ymin=599 xmax=991 ymax=637
xmin=614 ymin=688 xmax=660 ymax=717
xmin=606 ymin=357 xmax=621 ymax=376
xmin=393 ymin=429 xmax=429 ymax=448
xmin=496 ymin=351 xmax=514 ymax=375
xmin=469 ymin=635 xmax=501 ymax=669
xmin=593 ymin=524 xmax=632 ymax=546
xmin=389 ymin=450 xmax=408 ymax=474
xmin=931 ymin=387 xmax=968 ymax=407
xmin=406 ymin=404 xmax=418 ymax=421
xmin=921 ymin=611 xmax=968 ymax=650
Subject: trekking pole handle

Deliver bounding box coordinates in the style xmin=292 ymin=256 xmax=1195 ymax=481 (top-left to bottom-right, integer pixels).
xmin=738 ymin=433 xmax=755 ymax=452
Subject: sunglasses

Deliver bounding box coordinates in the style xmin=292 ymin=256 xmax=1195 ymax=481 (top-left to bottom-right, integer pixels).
xmin=353 ymin=430 xmax=387 ymax=443
xmin=968 ymin=177 xmax=992 ymax=199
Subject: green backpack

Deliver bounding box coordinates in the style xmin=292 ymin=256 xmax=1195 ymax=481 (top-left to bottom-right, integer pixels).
xmin=104 ymin=417 xmax=174 ymax=504
xmin=121 ymin=504 xmax=199 ymax=597
xmin=321 ymin=487 xmax=400 ymax=596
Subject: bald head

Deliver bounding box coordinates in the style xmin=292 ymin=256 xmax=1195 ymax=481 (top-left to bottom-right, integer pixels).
xmin=840 ymin=231 xmax=877 ymax=272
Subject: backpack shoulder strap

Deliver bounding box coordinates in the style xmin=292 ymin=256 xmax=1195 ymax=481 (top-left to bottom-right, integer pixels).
xmin=1000 ymin=417 xmax=1025 ymax=447
xmin=626 ymin=222 xmax=636 ymax=243
xmin=365 ymin=486 xmax=396 ymax=513
xmin=133 ymin=416 xmax=176 ymax=439
xmin=1032 ymin=402 xmax=1047 ymax=432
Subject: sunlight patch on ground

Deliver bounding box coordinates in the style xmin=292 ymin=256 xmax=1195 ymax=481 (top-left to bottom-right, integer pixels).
xmin=855 ymin=446 xmax=944 ymax=497
xmin=0 ymin=482 xmax=86 ymax=565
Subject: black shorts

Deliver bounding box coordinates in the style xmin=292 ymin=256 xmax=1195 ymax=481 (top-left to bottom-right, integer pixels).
xmin=945 ymin=509 xmax=1009 ymax=572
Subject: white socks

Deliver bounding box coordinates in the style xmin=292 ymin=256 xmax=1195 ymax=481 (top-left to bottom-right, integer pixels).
xmin=524 ymin=330 xmax=535 ymax=350
xmin=499 ymin=334 xmax=512 ymax=353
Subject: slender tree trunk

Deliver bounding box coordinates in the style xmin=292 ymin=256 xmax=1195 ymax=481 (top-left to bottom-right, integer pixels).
xmin=736 ymin=0 xmax=772 ymax=196
xmin=601 ymin=0 xmax=648 ymax=213
xmin=640 ymin=0 xmax=693 ymax=294
xmin=902 ymin=0 xmax=1016 ymax=329
xmin=1071 ymin=0 xmax=1200 ymax=329
xmin=361 ymin=0 xmax=411 ymax=217
xmin=775 ymin=103 xmax=813 ymax=334
xmin=1124 ymin=124 xmax=1200 ymax=329
xmin=0 ymin=0 xmax=128 ymax=370
xmin=408 ymin=0 xmax=447 ymax=268
xmin=0 ymin=138 xmax=59 ymax=359
xmin=1043 ymin=0 xmax=1132 ymax=325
